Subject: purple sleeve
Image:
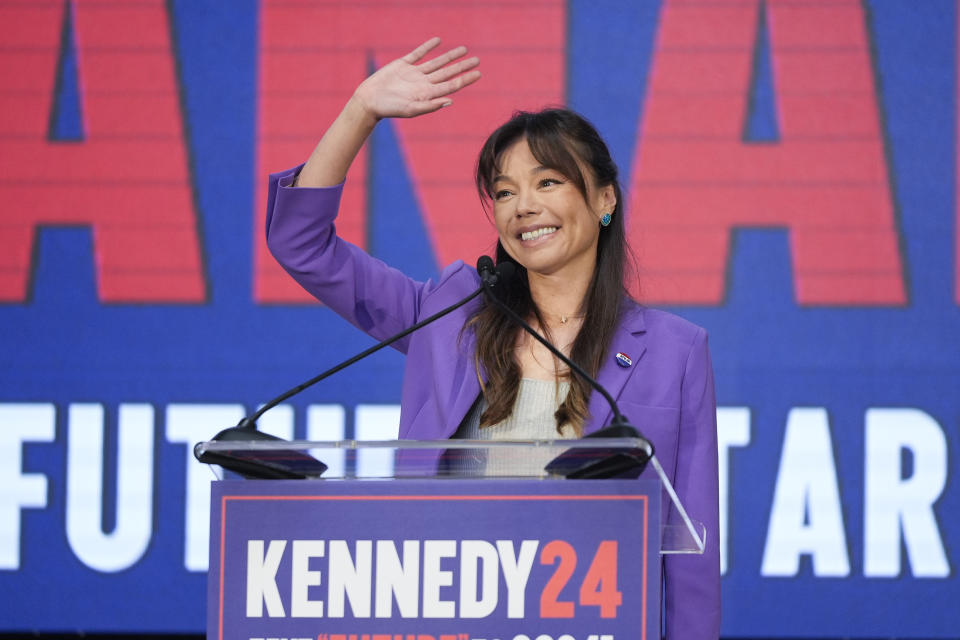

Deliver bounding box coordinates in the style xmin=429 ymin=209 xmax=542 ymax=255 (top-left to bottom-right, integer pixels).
xmin=264 ymin=167 xmax=431 ymax=350
xmin=664 ymin=327 xmax=721 ymax=639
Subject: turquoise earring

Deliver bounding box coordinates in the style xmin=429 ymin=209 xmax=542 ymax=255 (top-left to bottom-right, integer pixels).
xmin=600 ymin=212 xmax=612 ymax=227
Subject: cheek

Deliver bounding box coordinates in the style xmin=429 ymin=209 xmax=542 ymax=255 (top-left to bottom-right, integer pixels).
xmin=579 ymin=220 xmax=602 ymax=249
xmin=493 ymin=211 xmax=512 ymax=239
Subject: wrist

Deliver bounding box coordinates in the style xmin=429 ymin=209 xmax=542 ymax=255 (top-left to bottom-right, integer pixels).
xmin=346 ymin=91 xmax=382 ymax=129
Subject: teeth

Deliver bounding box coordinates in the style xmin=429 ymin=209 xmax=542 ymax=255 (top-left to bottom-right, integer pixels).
xmin=521 ymin=227 xmax=558 ymax=241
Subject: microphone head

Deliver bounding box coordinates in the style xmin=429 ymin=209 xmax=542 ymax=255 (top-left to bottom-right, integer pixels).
xmin=476 ymin=255 xmax=495 ymax=277
xmin=477 ymin=255 xmax=514 ymax=289
xmin=495 ymin=260 xmax=515 ymax=283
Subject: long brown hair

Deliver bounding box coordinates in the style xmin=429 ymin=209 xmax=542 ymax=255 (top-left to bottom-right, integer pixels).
xmin=470 ymin=108 xmax=630 ymax=435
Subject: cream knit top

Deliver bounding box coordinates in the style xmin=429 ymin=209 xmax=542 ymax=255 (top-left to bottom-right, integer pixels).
xmin=452 ymin=378 xmax=576 ymax=475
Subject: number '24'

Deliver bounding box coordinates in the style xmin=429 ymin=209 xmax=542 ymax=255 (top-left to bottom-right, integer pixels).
xmin=539 ymin=540 xmax=622 ymax=618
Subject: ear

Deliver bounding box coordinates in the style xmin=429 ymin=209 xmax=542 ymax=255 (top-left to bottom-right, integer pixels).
xmin=596 ymin=184 xmax=617 ymax=215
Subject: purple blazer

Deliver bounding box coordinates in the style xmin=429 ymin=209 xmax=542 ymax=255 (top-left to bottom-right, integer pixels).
xmin=265 ymin=167 xmax=721 ymax=639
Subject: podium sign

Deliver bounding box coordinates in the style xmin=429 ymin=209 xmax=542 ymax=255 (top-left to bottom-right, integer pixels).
xmin=209 ymin=479 xmax=661 ymax=640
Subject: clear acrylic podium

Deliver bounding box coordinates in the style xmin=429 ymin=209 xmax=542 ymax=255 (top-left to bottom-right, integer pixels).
xmin=196 ymin=435 xmax=706 ymax=554
xmin=196 ymin=436 xmax=706 ymax=640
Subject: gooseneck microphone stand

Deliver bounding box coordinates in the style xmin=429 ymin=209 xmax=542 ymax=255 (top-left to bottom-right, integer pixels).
xmin=195 ymin=260 xmax=512 ymax=478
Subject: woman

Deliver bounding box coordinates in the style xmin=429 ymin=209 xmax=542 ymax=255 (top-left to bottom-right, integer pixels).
xmin=265 ymin=38 xmax=720 ymax=639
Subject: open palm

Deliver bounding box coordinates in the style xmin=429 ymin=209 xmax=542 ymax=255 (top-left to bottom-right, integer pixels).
xmin=353 ymin=37 xmax=481 ymax=119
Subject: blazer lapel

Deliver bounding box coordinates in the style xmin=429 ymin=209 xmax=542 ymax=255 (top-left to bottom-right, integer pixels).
xmin=584 ymin=305 xmax=648 ymax=434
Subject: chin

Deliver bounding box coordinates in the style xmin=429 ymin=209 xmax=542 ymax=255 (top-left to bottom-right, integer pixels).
xmin=521 ymin=261 xmax=563 ymax=278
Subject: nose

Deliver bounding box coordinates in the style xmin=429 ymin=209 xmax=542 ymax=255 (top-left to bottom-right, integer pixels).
xmin=514 ymin=188 xmax=541 ymax=217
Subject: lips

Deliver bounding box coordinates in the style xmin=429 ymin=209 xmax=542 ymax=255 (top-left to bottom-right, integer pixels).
xmin=519 ymin=226 xmax=558 ymax=241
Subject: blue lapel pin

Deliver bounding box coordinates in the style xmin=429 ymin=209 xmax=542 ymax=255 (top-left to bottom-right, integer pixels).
xmin=615 ymin=352 xmax=633 ymax=368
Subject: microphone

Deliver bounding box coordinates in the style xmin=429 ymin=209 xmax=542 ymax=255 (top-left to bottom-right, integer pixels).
xmin=477 ymin=255 xmax=514 ymax=287
xmin=195 ymin=258 xmax=500 ymax=478
xmin=476 ymin=257 xmax=654 ymax=477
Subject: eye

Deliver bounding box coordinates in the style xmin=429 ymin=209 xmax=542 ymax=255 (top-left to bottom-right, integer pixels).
xmin=494 ymin=189 xmax=513 ymax=200
xmin=538 ymin=177 xmax=563 ymax=188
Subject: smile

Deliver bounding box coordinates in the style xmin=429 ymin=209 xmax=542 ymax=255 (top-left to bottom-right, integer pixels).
xmin=520 ymin=227 xmax=558 ymax=241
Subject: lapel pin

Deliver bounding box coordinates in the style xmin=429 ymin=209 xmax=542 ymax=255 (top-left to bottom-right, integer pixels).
xmin=615 ymin=352 xmax=633 ymax=368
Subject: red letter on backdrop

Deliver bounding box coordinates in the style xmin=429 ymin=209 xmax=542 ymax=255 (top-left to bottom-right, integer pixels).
xmin=630 ymin=0 xmax=905 ymax=305
xmin=254 ymin=0 xmax=565 ymax=302
xmin=0 ymin=1 xmax=205 ymax=302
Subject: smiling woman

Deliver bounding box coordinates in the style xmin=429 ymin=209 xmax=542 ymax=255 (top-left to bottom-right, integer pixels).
xmin=264 ymin=37 xmax=721 ymax=639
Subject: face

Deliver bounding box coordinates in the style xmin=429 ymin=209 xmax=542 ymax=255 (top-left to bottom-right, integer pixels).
xmin=491 ymin=138 xmax=616 ymax=280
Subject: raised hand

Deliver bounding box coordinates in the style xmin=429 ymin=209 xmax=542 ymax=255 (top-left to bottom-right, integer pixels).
xmin=296 ymin=37 xmax=480 ymax=187
xmin=352 ymin=37 xmax=481 ymax=120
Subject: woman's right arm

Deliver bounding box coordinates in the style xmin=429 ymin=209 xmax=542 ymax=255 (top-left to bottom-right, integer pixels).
xmin=266 ymin=38 xmax=481 ymax=345
xmin=295 ymin=37 xmax=481 ymax=188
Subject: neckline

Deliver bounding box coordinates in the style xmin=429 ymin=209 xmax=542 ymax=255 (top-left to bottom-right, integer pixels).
xmin=520 ymin=377 xmax=570 ymax=385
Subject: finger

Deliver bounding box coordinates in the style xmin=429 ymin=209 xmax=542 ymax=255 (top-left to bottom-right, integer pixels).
xmin=428 ymin=69 xmax=482 ymax=98
xmin=401 ymin=37 xmax=441 ymax=64
xmin=427 ymin=56 xmax=479 ymax=84
xmin=417 ymin=45 xmax=468 ymax=74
